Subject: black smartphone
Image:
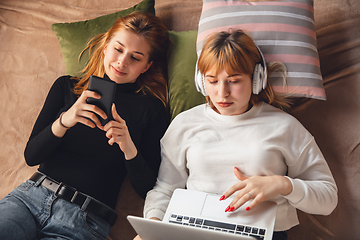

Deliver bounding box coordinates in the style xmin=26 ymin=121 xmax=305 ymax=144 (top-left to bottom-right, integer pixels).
xmin=86 ymin=75 xmax=116 ymax=126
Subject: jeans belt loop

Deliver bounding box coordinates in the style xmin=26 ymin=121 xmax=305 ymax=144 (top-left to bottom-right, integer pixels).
xmin=33 ymin=172 xmax=46 ymax=187
xmin=81 ymin=196 xmax=91 ymax=211
xmin=70 ymin=191 xmax=79 ymax=203
xmin=54 ymin=182 xmax=64 ymax=197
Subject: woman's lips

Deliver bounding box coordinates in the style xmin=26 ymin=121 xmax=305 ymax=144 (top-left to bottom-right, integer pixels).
xmin=217 ymin=102 xmax=233 ymax=108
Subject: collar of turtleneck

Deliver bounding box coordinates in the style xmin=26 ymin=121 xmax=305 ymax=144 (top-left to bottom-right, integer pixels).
xmin=103 ymin=74 xmax=138 ymax=94
xmin=115 ymin=81 xmax=138 ymax=94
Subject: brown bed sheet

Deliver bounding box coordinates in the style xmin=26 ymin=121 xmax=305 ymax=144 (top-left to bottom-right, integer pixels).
xmin=0 ymin=0 xmax=359 ymax=239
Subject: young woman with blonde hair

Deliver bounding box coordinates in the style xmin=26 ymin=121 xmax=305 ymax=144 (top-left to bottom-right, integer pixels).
xmin=139 ymin=30 xmax=337 ymax=240
xmin=0 ymin=11 xmax=170 ymax=240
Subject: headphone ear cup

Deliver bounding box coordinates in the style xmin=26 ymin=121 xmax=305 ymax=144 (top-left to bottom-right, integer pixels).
xmin=252 ymin=63 xmax=263 ymax=94
xmin=194 ymin=68 xmax=207 ymax=96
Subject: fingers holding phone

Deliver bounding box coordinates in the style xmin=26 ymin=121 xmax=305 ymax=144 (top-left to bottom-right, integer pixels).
xmin=52 ymin=75 xmax=115 ymax=138
xmin=51 ymin=90 xmax=107 ymax=137
xmin=63 ymin=90 xmax=108 ymax=129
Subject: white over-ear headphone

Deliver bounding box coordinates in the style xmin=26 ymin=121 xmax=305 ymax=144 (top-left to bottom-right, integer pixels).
xmin=252 ymin=46 xmax=268 ymax=94
xmin=194 ymin=61 xmax=207 ymax=96
xmin=194 ymin=45 xmax=267 ymax=96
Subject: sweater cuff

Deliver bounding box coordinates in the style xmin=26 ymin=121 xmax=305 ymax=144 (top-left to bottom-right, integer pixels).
xmin=282 ymin=177 xmax=306 ymax=204
xmin=124 ymin=152 xmax=145 ymax=171
xmin=145 ymin=209 xmax=165 ymax=221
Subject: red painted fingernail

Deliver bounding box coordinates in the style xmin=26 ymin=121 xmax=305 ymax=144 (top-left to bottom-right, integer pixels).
xmin=219 ymin=195 xmax=225 ymax=201
xmin=246 ymin=207 xmax=250 ymax=211
xmin=229 ymin=207 xmax=235 ymax=212
xmin=234 ymin=167 xmax=239 ymax=171
xmin=225 ymin=206 xmax=230 ymax=212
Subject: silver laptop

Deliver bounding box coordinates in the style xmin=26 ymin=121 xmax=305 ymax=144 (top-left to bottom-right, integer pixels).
xmin=128 ymin=189 xmax=278 ymax=240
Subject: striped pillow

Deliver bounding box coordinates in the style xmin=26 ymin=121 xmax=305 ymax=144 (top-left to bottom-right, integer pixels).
xmin=196 ymin=0 xmax=325 ymax=100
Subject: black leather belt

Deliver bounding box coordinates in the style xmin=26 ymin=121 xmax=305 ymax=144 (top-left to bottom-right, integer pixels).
xmin=30 ymin=172 xmax=117 ymax=226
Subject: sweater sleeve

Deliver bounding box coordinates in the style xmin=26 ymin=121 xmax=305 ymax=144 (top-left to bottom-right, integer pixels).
xmin=124 ymin=100 xmax=169 ymax=199
xmin=143 ymin=117 xmax=189 ymax=220
xmin=283 ymin=137 xmax=338 ymax=215
xmin=24 ymin=76 xmax=69 ymax=166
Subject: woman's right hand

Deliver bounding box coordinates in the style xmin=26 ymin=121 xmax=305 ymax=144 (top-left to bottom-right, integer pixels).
xmin=220 ymin=167 xmax=292 ymax=212
xmin=52 ymin=90 xmax=107 ymax=137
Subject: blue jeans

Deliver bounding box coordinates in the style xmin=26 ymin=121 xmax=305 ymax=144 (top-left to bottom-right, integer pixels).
xmin=0 ymin=179 xmax=111 ymax=240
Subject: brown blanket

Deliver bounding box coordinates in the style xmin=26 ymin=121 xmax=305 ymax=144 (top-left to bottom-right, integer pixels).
xmin=0 ymin=0 xmax=359 ymax=239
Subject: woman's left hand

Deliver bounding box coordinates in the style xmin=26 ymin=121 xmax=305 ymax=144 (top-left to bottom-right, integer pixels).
xmin=220 ymin=167 xmax=293 ymax=212
xmin=103 ymin=104 xmax=137 ymax=160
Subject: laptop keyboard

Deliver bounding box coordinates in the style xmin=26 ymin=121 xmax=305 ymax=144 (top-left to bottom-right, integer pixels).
xmin=169 ymin=214 xmax=266 ymax=240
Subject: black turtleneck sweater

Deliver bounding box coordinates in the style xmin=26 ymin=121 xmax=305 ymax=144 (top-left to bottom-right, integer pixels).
xmin=24 ymin=75 xmax=169 ymax=209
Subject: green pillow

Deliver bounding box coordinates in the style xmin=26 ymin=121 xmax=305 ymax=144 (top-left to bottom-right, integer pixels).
xmin=51 ymin=0 xmax=155 ymax=76
xmin=167 ymin=30 xmax=205 ymax=120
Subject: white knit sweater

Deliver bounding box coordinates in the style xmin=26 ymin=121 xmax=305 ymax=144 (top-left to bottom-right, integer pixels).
xmin=144 ymin=102 xmax=338 ymax=231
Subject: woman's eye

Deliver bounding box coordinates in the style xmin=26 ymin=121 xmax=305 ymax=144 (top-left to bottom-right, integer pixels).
xmin=114 ymin=48 xmax=140 ymax=61
xmin=228 ymin=77 xmax=241 ymax=83
xmin=208 ymin=80 xmax=218 ymax=84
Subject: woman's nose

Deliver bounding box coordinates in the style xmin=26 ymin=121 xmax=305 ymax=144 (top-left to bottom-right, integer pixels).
xmin=219 ymin=82 xmax=230 ymax=97
xmin=118 ymin=55 xmax=128 ymax=68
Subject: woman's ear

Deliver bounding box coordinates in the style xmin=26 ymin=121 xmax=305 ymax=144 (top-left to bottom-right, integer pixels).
xmin=142 ymin=61 xmax=153 ymax=74
xmin=103 ymin=43 xmax=109 ymax=55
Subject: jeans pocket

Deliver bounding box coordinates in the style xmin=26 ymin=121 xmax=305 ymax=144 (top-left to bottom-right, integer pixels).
xmin=16 ymin=180 xmax=34 ymax=192
xmin=83 ymin=212 xmax=110 ymax=240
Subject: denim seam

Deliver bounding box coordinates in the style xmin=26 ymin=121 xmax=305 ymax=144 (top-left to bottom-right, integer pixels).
xmin=38 ymin=192 xmax=57 ymax=228
xmin=82 ymin=212 xmax=108 ymax=240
